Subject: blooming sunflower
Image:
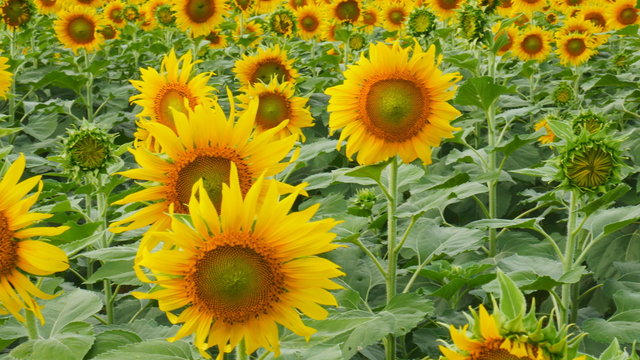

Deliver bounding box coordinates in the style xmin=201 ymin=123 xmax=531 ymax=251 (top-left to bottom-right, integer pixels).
xmin=427 ymin=0 xmax=466 ymax=20
xmin=556 ymin=32 xmax=598 ymax=66
xmin=296 ymin=4 xmax=326 ymax=40
xmin=607 ymin=0 xmax=638 ymax=29
xmin=129 ymin=49 xmax=215 ymax=141
xmin=553 ymin=0 xmax=584 ymax=13
xmin=171 ymin=0 xmax=226 ymax=37
xmin=233 ymin=45 xmax=299 ymax=88
xmin=512 ymin=26 xmax=552 ymax=62
xmin=1 ymin=0 xmax=32 ymax=29
xmin=103 ymin=0 xmax=125 ymax=27
xmin=238 ymin=78 xmax=314 ymax=141
xmin=359 ymin=6 xmax=378 ymax=32
xmin=534 ymin=117 xmax=556 ymax=144
xmin=254 ymin=0 xmax=279 ymax=14
xmin=439 ymin=305 xmax=549 ymax=360
xmin=557 ymin=17 xmax=608 ymax=46
xmin=0 ymin=57 xmax=12 ymax=100
xmin=54 ymin=6 xmax=105 ymax=54
xmin=132 ymin=168 xmax=343 ymax=357
xmin=492 ymin=23 xmax=518 ymax=56
xmin=496 ymin=0 xmax=514 ymax=17
xmin=579 ymin=3 xmax=609 ymax=30
xmin=512 ymin=0 xmax=547 ymax=17
xmin=382 ymin=0 xmax=409 ymax=32
xmin=231 ymin=0 xmax=253 ymax=13
xmin=33 ymin=0 xmax=59 ymax=15
xmin=204 ymin=30 xmax=227 ymax=49
xmin=0 ymin=154 xmax=69 ymax=324
xmin=325 ymin=41 xmax=462 ymax=165
xmin=332 ymin=0 xmax=360 ymax=23
xmin=234 ymin=18 xmax=263 ymax=46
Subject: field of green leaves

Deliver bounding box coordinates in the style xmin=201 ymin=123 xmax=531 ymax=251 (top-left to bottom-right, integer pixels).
xmin=0 ymin=0 xmax=640 ymax=359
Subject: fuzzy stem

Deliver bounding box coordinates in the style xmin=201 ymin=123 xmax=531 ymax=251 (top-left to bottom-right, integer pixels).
xmin=84 ymin=50 xmax=94 ymax=122
xmin=486 ymin=51 xmax=498 ymax=257
xmin=384 ymin=157 xmax=399 ymax=360
xmin=561 ymin=190 xmax=579 ymax=326
xmin=24 ymin=309 xmax=39 ymax=340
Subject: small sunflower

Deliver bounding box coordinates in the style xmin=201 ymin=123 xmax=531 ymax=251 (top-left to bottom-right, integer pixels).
xmin=155 ymin=3 xmax=175 ymax=26
xmin=97 ymin=23 xmax=118 ymax=39
xmin=296 ymin=4 xmax=326 ymax=40
xmin=359 ymin=6 xmax=378 ymax=32
xmin=553 ymin=0 xmax=584 ymax=13
xmin=103 ymin=1 xmax=125 ymax=27
xmin=512 ymin=0 xmax=547 ymax=17
xmin=0 ymin=57 xmax=12 ymax=100
xmin=231 ymin=0 xmax=253 ymax=13
xmin=61 ymin=122 xmax=118 ymax=181
xmin=0 ymin=154 xmax=70 ymax=324
xmin=54 ymin=6 xmax=105 ymax=54
xmin=132 ymin=168 xmax=343 ymax=358
xmin=269 ymin=7 xmax=297 ymax=37
xmin=382 ymin=0 xmax=409 ymax=32
xmin=348 ymin=32 xmax=366 ymax=51
xmin=607 ymin=0 xmax=638 ymax=29
xmin=325 ymin=41 xmax=462 ymax=165
xmin=129 ymin=49 xmax=215 ymax=140
xmin=545 ymin=11 xmax=559 ymax=24
xmin=552 ymin=81 xmax=575 ymax=106
xmin=288 ymin=0 xmax=307 ymax=10
xmin=560 ymin=136 xmax=622 ymax=191
xmin=233 ymin=45 xmax=299 ymax=88
xmin=138 ymin=6 xmax=158 ymax=31
xmin=496 ymin=0 xmax=514 ymax=17
xmin=204 ymin=30 xmax=227 ymax=48
xmin=512 ymin=26 xmax=552 ymax=62
xmin=557 ymin=17 xmax=608 ymax=46
xmin=556 ymin=32 xmax=598 ymax=66
xmin=122 ymin=4 xmax=139 ymax=21
xmin=534 ymin=116 xmax=557 ymax=144
xmin=234 ymin=19 xmax=264 ymax=46
xmin=492 ymin=23 xmax=518 ymax=56
xmin=427 ymin=0 xmax=467 ymax=20
xmin=407 ymin=8 xmax=436 ymax=37
xmin=33 ymin=0 xmax=59 ymax=15
xmin=1 ymin=0 xmax=33 ymax=29
xmin=332 ymin=0 xmax=360 ymax=23
xmin=457 ymin=4 xmax=487 ymax=42
xmin=238 ymin=77 xmax=314 ymax=141
xmin=572 ymin=111 xmax=606 ymax=134
xmin=579 ymin=2 xmax=609 ymax=30
xmin=172 ymin=0 xmax=226 ymax=37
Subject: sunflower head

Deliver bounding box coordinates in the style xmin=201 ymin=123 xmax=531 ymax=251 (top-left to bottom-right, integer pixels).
xmin=534 ymin=115 xmax=558 ymax=145
xmin=350 ymin=187 xmax=377 ymax=216
xmin=555 ymin=32 xmax=598 ymax=66
xmin=61 ymin=122 xmax=118 ymax=182
xmin=552 ymin=81 xmax=575 ymax=106
xmin=408 ymin=8 xmax=436 ymax=37
xmin=1 ymin=0 xmax=33 ymax=29
xmin=332 ymin=0 xmax=360 ymax=23
xmin=155 ymin=4 xmax=175 ymax=26
xmin=232 ymin=0 xmax=253 ymax=12
xmin=348 ymin=31 xmax=366 ymax=50
xmin=558 ymin=133 xmax=623 ymax=192
xmin=204 ymin=30 xmax=227 ymax=48
xmin=513 ymin=25 xmax=552 ymax=62
xmin=233 ymin=45 xmax=299 ymax=88
xmin=269 ymin=7 xmax=297 ymax=37
xmin=54 ymin=6 xmax=105 ymax=54
xmin=33 ymin=0 xmax=59 ymax=15
xmin=456 ymin=4 xmax=487 ymax=43
xmin=607 ymin=0 xmax=638 ymax=29
xmin=295 ymin=4 xmax=325 ymax=40
xmin=572 ymin=111 xmax=607 ymax=135
xmin=98 ymin=23 xmax=118 ymax=40
xmin=122 ymin=4 xmax=139 ymax=21
xmin=479 ymin=0 xmax=499 ymax=13
xmin=0 ymin=57 xmax=12 ymax=100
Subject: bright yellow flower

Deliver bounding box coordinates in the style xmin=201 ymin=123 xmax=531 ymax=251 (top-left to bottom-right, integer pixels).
xmin=607 ymin=0 xmax=638 ymax=29
xmin=427 ymin=0 xmax=467 ymax=19
xmin=0 ymin=57 xmax=12 ymax=99
xmin=171 ymin=0 xmax=226 ymax=37
xmin=555 ymin=32 xmax=598 ymax=66
xmin=512 ymin=26 xmax=552 ymax=62
xmin=233 ymin=45 xmax=299 ymax=88
xmin=54 ymin=6 xmax=105 ymax=54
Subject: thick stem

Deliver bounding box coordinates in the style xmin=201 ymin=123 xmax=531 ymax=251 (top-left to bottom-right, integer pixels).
xmin=384 ymin=157 xmax=398 ymax=360
xmin=236 ymin=339 xmax=249 ymax=360
xmin=84 ymin=50 xmax=94 ymax=122
xmin=561 ymin=190 xmax=579 ymax=327
xmin=104 ymin=280 xmax=114 ymax=324
xmin=486 ymin=52 xmax=498 ymax=257
xmin=24 ymin=309 xmax=39 ymax=340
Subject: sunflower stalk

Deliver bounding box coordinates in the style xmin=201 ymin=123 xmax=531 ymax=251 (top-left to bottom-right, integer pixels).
xmin=560 ymin=190 xmax=580 ymax=327
xmin=83 ymin=49 xmax=94 ymax=122
xmin=24 ymin=308 xmax=39 ymax=340
xmin=383 ymin=156 xmax=399 ymax=360
xmin=486 ymin=51 xmax=498 ymax=257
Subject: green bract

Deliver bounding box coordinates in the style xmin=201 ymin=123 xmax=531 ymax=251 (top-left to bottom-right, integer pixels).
xmin=407 ymin=8 xmax=436 ymax=38
xmin=61 ymin=122 xmax=118 ymax=182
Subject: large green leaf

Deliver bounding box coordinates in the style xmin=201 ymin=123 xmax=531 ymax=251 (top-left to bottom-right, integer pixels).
xmin=455 ymin=76 xmax=513 ymax=111
xmin=39 ymin=289 xmax=102 ymax=337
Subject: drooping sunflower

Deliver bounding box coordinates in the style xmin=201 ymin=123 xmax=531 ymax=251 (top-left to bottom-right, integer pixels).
xmin=0 ymin=57 xmax=12 ymax=100
xmin=560 ymin=137 xmax=622 ymax=191
xmin=154 ymin=3 xmax=176 ymax=26
xmin=457 ymin=4 xmax=487 ymax=42
xmin=331 ymin=0 xmax=360 ymax=23
xmin=1 ymin=0 xmax=32 ymax=29
xmin=512 ymin=26 xmax=552 ymax=62
xmin=129 ymin=49 xmax=215 ymax=140
xmin=606 ymin=0 xmax=638 ymax=29
xmin=171 ymin=0 xmax=226 ymax=37
xmin=233 ymin=45 xmax=299 ymax=88
xmin=511 ymin=0 xmax=547 ymax=17
xmin=110 ymin=100 xmax=298 ymax=237
xmin=132 ymin=168 xmax=343 ymax=358
xmin=427 ymin=0 xmax=467 ymax=20
xmin=359 ymin=6 xmax=378 ymax=32
xmin=33 ymin=0 xmax=59 ymax=15
xmin=325 ymin=41 xmax=462 ymax=165
xmin=103 ymin=0 xmax=125 ymax=27
xmin=579 ymin=3 xmax=609 ymax=30
xmin=382 ymin=0 xmax=409 ymax=32
xmin=238 ymin=78 xmax=314 ymax=141
xmin=268 ymin=7 xmax=297 ymax=37
xmin=556 ymin=32 xmax=598 ymax=66
xmin=204 ymin=30 xmax=227 ymax=48
xmin=296 ymin=4 xmax=326 ymax=40
xmin=54 ymin=6 xmax=105 ymax=54
xmin=0 ymin=154 xmax=69 ymax=324
xmin=440 ymin=305 xmax=549 ymax=360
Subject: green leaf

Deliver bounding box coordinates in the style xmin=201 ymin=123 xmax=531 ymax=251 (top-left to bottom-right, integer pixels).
xmin=91 ymin=340 xmax=201 ymax=360
xmin=588 ymin=206 xmax=640 ymax=238
xmin=580 ymin=184 xmax=630 ymax=216
xmin=23 ymin=111 xmax=58 ymax=141
xmin=497 ymin=270 xmax=526 ymax=320
xmin=455 ymin=76 xmax=512 ymax=111
xmin=85 ymin=330 xmax=143 ymax=358
xmin=345 ymin=161 xmax=389 ymax=183
xmin=39 ymin=289 xmax=102 ymax=337
xmin=85 ymin=260 xmax=142 ymax=286
xmin=546 ymin=119 xmax=574 ymax=141
xmin=0 ymin=127 xmax=22 ymax=137
xmin=582 ymin=318 xmax=640 ymax=344
xmin=467 ymin=218 xmax=538 ymax=230
xmin=401 ymin=219 xmax=485 ymax=260
xmin=10 ymin=333 xmax=94 ymax=360
xmin=81 ymin=246 xmax=137 ymax=262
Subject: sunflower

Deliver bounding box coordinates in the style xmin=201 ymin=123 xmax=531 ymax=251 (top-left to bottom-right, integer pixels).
xmin=132 ymin=167 xmax=343 ymax=358
xmin=332 ymin=0 xmax=360 ymax=23
xmin=129 ymin=49 xmax=215 ymax=141
xmin=579 ymin=3 xmax=609 ymax=30
xmin=607 ymin=0 xmax=638 ymax=29
xmin=496 ymin=0 xmax=514 ymax=17
xmin=553 ymin=0 xmax=584 ymax=13
xmin=457 ymin=4 xmax=487 ymax=42
xmin=1 ymin=0 xmax=32 ymax=29
xmin=561 ymin=138 xmax=620 ymax=190
xmin=54 ymin=6 xmax=104 ymax=54
xmin=233 ymin=45 xmax=299 ymax=88
xmin=234 ymin=18 xmax=263 ymax=45
xmin=359 ymin=6 xmax=378 ymax=32
xmin=426 ymin=0 xmax=466 ymax=20
xmin=110 ymin=100 xmax=298 ymax=236
xmin=0 ymin=154 xmax=69 ymax=324
xmin=512 ymin=26 xmax=552 ymax=62
xmin=238 ymin=78 xmax=314 ymax=141
xmin=556 ymin=32 xmax=597 ymax=66
xmin=64 ymin=0 xmax=103 ymax=8
xmin=573 ymin=111 xmax=606 ymax=134
xmin=557 ymin=17 xmax=608 ymax=45
xmin=138 ymin=6 xmax=158 ymax=31
xmin=231 ymin=0 xmax=253 ymax=13
xmin=172 ymin=0 xmax=226 ymax=37
xmin=534 ymin=117 xmax=556 ymax=144
xmin=254 ymin=0 xmax=279 ymax=14
xmin=0 ymin=57 xmax=12 ymax=100
xmin=288 ymin=0 xmax=308 ymax=10
xmin=204 ymin=30 xmax=227 ymax=48
xmin=296 ymin=4 xmax=326 ymax=39
xmin=382 ymin=0 xmax=409 ymax=32
xmin=552 ymin=81 xmax=574 ymax=106
xmin=33 ymin=0 xmax=59 ymax=15
xmin=269 ymin=7 xmax=297 ymax=37
xmin=511 ymin=0 xmax=547 ymax=17
xmin=492 ymin=23 xmax=518 ymax=56
xmin=103 ymin=0 xmax=125 ymax=27
xmin=439 ymin=305 xmax=548 ymax=360
xmin=325 ymin=41 xmax=462 ymax=165
xmin=122 ymin=4 xmax=139 ymax=21
xmin=407 ymin=8 xmax=436 ymax=37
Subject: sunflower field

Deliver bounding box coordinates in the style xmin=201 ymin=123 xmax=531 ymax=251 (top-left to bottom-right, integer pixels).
xmin=1 ymin=0 xmax=640 ymax=359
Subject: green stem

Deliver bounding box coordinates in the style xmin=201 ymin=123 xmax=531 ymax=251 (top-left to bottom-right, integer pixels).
xmin=486 ymin=52 xmax=498 ymax=257
xmin=236 ymin=339 xmax=249 ymax=360
xmin=84 ymin=50 xmax=94 ymax=122
xmin=24 ymin=309 xmax=39 ymax=340
xmin=104 ymin=280 xmax=114 ymax=324
xmin=353 ymin=236 xmax=387 ymax=278
xmin=384 ymin=157 xmax=398 ymax=360
xmin=561 ymin=190 xmax=579 ymax=327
